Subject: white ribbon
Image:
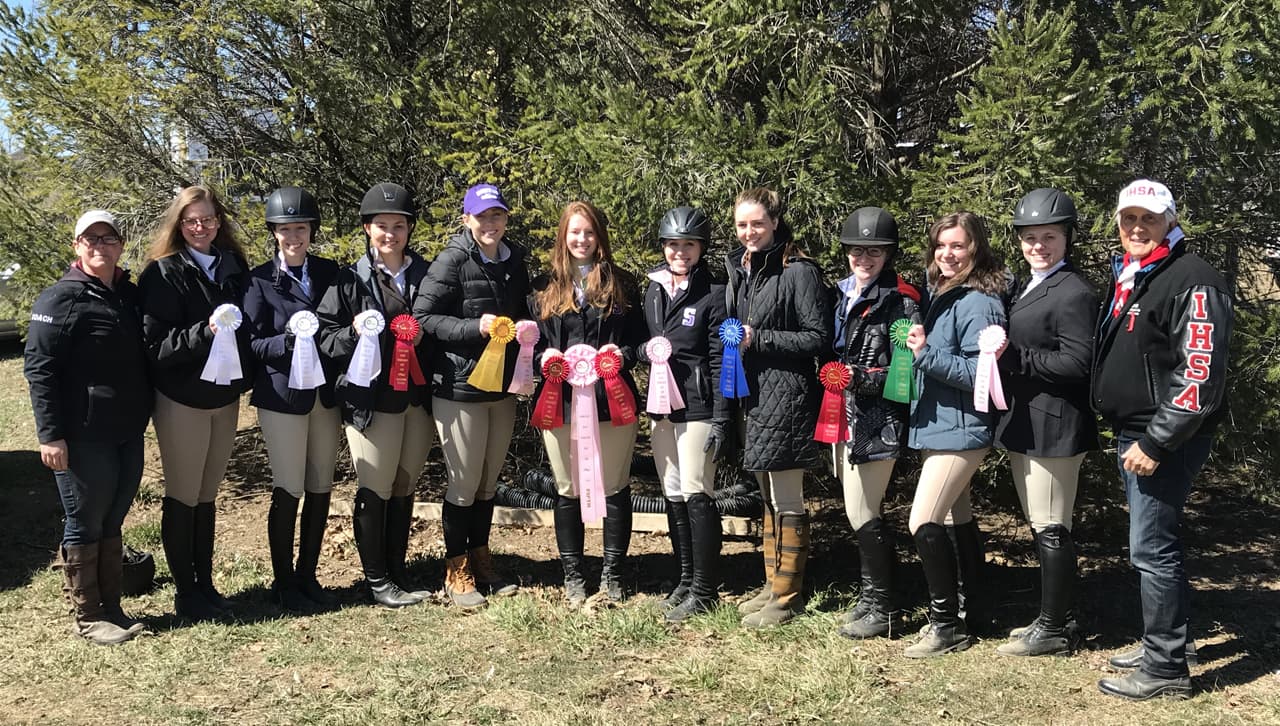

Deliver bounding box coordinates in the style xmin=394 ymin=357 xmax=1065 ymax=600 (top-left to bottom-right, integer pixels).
xmin=973 ymin=325 xmax=1009 ymax=414
xmin=346 ymin=310 xmax=385 ymax=387
xmin=200 ymin=304 xmax=244 ymax=385
xmin=287 ymin=310 xmax=325 ymax=390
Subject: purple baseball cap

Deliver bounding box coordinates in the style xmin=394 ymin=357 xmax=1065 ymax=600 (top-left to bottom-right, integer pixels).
xmin=462 ymin=184 xmax=510 ymax=216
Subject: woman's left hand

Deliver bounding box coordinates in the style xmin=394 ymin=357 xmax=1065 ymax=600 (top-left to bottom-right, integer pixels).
xmin=599 ymin=343 xmax=621 ymax=355
xmin=741 ymin=325 xmax=754 ymax=350
xmin=40 ymin=439 xmax=68 ymax=471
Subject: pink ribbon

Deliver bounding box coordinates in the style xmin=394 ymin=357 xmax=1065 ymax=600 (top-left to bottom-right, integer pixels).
xmin=565 ymin=344 xmax=607 ymax=524
xmin=974 ymin=325 xmax=1009 ymax=413
xmin=507 ymin=320 xmax=539 ymax=395
xmin=644 ymin=336 xmax=686 ymax=414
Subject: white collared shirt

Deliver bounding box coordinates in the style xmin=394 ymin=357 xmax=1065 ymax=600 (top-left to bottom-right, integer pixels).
xmin=187 ymin=246 xmax=218 ymax=281
xmin=648 ymin=268 xmax=690 ymax=299
xmin=1020 ymin=260 xmax=1067 ymax=298
xmin=373 ymin=250 xmax=410 ymax=296
xmin=279 ymin=253 xmax=311 ymax=297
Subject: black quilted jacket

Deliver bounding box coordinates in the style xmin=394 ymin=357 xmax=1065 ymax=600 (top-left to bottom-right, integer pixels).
xmin=724 ymin=236 xmax=832 ymax=472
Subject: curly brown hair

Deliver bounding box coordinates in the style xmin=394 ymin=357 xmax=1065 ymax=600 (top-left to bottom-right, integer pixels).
xmin=924 ymin=211 xmax=1006 ymax=295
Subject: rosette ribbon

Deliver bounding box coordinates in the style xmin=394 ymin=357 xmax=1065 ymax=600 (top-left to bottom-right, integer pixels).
xmin=507 ymin=320 xmax=540 ymax=395
xmin=565 ymin=344 xmax=607 ymax=524
xmin=346 ymin=310 xmax=385 ymax=387
xmin=644 ymin=337 xmax=686 ymax=415
xmin=973 ymin=325 xmax=1009 ymax=413
xmin=883 ymin=319 xmax=916 ymax=404
xmin=200 ymin=303 xmax=244 ymax=385
xmin=814 ymin=362 xmax=853 ymax=444
xmin=286 ymin=310 xmax=325 ymax=390
xmin=468 ymin=315 xmax=516 ymax=392
xmin=531 ymin=354 xmax=567 ymax=430
xmin=388 ymin=314 xmax=427 ymax=392
xmin=595 ymin=348 xmax=638 ymax=425
xmin=718 ymin=318 xmax=750 ymax=398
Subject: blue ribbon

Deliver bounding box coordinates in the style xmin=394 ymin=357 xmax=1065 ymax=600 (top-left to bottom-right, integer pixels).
xmin=719 ymin=318 xmax=750 ymax=398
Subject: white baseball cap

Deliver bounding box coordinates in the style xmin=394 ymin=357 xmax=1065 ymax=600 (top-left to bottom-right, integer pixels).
xmin=74 ymin=210 xmax=122 ymax=239
xmin=1116 ymin=179 xmax=1176 ymax=215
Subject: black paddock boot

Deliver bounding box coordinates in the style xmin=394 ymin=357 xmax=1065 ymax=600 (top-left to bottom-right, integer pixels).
xmin=839 ymin=518 xmax=895 ymax=639
xmin=666 ymin=493 xmax=721 ymax=623
xmin=554 ymin=495 xmax=587 ymax=606
xmin=599 ymin=487 xmax=633 ymax=603
xmin=998 ymin=524 xmax=1075 ymax=656
xmin=950 ymin=521 xmax=993 ymax=637
xmin=267 ymin=489 xmax=312 ymax=612
xmin=385 ymin=494 xmax=431 ymax=601
xmin=662 ymin=499 xmax=693 ymax=611
xmin=296 ymin=490 xmax=339 ymax=608
xmin=162 ymin=497 xmax=220 ymax=621
xmin=353 ymin=489 xmax=420 ymax=608
xmin=904 ymin=523 xmax=971 ymax=658
xmin=193 ymin=502 xmax=232 ymax=612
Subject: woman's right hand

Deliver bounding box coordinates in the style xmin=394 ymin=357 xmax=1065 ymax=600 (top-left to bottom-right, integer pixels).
xmin=540 ymin=348 xmax=563 ymax=367
xmin=478 ymin=313 xmax=496 ymax=337
xmin=741 ymin=324 xmax=754 ymax=350
xmin=40 ymin=439 xmax=68 ymax=471
xmin=905 ymin=324 xmax=927 ymax=357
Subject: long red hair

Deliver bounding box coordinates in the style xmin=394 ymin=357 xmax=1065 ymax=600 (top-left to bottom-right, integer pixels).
xmin=536 ymin=200 xmax=635 ymax=319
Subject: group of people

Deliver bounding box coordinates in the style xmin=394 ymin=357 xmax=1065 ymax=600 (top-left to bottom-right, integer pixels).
xmin=24 ymin=177 xmax=1231 ymax=702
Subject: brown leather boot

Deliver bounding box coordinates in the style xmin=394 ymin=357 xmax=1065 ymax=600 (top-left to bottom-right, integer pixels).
xmin=97 ymin=537 xmax=146 ymax=635
xmin=741 ymin=512 xmax=808 ymax=628
xmin=738 ymin=507 xmax=776 ymax=615
xmin=444 ymin=554 xmax=487 ymax=611
xmin=62 ymin=543 xmax=135 ymax=645
xmin=468 ymin=546 xmax=517 ymax=597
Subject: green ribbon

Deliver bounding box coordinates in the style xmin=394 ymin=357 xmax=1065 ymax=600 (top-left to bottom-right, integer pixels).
xmin=883 ymin=318 xmax=915 ymax=403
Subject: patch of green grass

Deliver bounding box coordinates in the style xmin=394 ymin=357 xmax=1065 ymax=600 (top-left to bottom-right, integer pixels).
xmin=126 ymin=520 xmax=162 ymax=550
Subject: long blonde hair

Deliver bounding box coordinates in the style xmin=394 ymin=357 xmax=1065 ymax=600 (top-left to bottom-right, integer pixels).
xmin=147 ymin=185 xmax=245 ymax=261
xmin=536 ymin=200 xmax=635 ymax=320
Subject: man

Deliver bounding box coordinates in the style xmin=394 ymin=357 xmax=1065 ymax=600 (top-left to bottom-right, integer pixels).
xmin=1092 ymin=179 xmax=1233 ymax=700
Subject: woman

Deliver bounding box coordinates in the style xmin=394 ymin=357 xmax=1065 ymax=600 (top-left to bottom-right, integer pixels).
xmin=25 ymin=210 xmax=152 ymax=643
xmin=138 ymin=186 xmax=252 ymax=621
xmin=726 ymin=187 xmax=832 ymax=629
xmin=316 ymin=182 xmax=434 ymax=609
xmin=829 ymin=207 xmax=922 ymax=639
xmin=530 ymin=200 xmax=644 ymax=607
xmin=992 ymin=188 xmax=1099 ymax=657
xmin=902 ymin=211 xmax=1007 ymax=657
xmin=640 ymin=206 xmax=728 ymax=623
xmin=412 ymin=183 xmax=531 ymax=611
xmin=243 ymin=186 xmax=343 ymax=612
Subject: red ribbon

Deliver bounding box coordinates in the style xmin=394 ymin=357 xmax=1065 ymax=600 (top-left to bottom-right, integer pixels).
xmin=532 ymin=356 xmax=568 ymax=430
xmin=388 ymin=315 xmax=426 ymax=392
xmin=595 ymin=349 xmax=637 ymax=426
xmin=814 ymin=361 xmax=852 ymax=444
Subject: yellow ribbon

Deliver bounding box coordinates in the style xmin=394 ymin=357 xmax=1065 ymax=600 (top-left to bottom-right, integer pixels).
xmin=468 ymin=315 xmax=516 ymax=392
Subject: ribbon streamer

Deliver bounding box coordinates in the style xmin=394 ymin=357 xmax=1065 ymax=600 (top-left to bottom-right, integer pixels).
xmin=973 ymin=324 xmax=1009 ymax=413
xmin=507 ymin=320 xmax=540 ymax=395
xmin=286 ymin=310 xmax=325 ymax=390
xmin=346 ymin=310 xmax=385 ymax=387
xmin=200 ymin=303 xmax=244 ymax=385
xmin=644 ymin=336 xmax=686 ymax=415
xmin=468 ymin=315 xmax=516 ymax=392
xmin=814 ymin=362 xmax=853 ymax=444
xmin=565 ymin=344 xmax=607 ymax=524
xmin=531 ymin=353 xmax=567 ymax=430
xmin=883 ymin=318 xmax=916 ymax=403
xmin=718 ymin=318 xmax=750 ymax=398
xmin=595 ymin=348 xmax=637 ymax=425
xmin=388 ymin=315 xmax=427 ymax=392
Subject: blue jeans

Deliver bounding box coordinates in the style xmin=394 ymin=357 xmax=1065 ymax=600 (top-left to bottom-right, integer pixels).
xmin=1116 ymin=434 xmax=1212 ymax=679
xmin=54 ymin=437 xmax=144 ymax=546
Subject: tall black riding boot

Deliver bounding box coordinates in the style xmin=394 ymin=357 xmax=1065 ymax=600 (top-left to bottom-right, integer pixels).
xmin=267 ymin=489 xmax=311 ymax=612
xmin=385 ymin=493 xmax=430 ymax=601
xmin=296 ymin=490 xmax=339 ymax=607
xmin=666 ymin=493 xmax=721 ymax=623
xmin=998 ymin=524 xmax=1076 ymax=656
xmin=194 ymin=502 xmax=232 ymax=612
xmin=600 ymin=487 xmax=633 ymax=602
xmin=162 ymin=497 xmax=220 ymax=621
xmin=840 ymin=518 xmax=895 ymax=639
xmin=662 ymin=499 xmax=694 ymax=611
xmin=353 ymin=489 xmax=420 ymax=608
xmin=554 ymin=495 xmax=587 ymax=606
xmin=950 ymin=521 xmax=993 ymax=636
xmin=905 ymin=523 xmax=971 ymax=658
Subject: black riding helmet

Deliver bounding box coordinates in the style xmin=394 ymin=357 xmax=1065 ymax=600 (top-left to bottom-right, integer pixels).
xmin=266 ymin=186 xmax=321 ymax=225
xmin=1012 ymin=188 xmax=1077 ymax=230
xmin=839 ymin=207 xmax=899 ymax=246
xmin=657 ymin=206 xmax=712 ymax=246
xmin=360 ymin=182 xmax=417 ymax=223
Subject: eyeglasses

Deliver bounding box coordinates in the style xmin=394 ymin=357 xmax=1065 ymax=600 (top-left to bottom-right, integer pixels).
xmin=181 ymin=215 xmax=219 ymax=230
xmin=78 ymin=235 xmax=123 ymax=247
xmin=846 ymin=246 xmax=887 ymax=258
